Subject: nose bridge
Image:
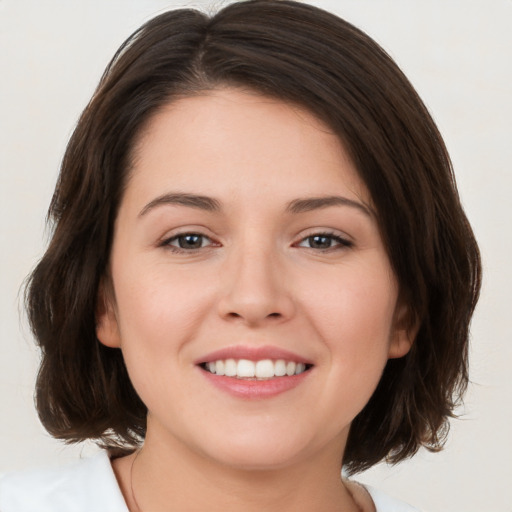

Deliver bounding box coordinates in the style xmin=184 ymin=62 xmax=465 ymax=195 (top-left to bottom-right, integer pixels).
xmin=218 ymin=233 xmax=294 ymax=325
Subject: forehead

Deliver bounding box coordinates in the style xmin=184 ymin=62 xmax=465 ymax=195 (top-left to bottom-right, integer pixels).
xmin=125 ymin=88 xmax=370 ymax=210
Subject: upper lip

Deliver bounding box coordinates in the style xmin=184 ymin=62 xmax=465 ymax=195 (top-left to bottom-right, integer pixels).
xmin=195 ymin=345 xmax=314 ymax=365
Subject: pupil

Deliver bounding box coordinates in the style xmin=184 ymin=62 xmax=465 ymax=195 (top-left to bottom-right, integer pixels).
xmin=310 ymin=235 xmax=331 ymax=248
xmin=179 ymin=234 xmax=202 ymax=248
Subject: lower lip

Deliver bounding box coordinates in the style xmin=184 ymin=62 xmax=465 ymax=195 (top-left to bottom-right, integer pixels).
xmin=200 ymin=368 xmax=311 ymax=399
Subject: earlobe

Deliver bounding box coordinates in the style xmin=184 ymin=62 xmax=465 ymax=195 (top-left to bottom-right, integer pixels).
xmin=388 ymin=302 xmax=418 ymax=359
xmin=388 ymin=327 xmax=414 ymax=359
xmin=96 ymin=281 xmax=121 ymax=348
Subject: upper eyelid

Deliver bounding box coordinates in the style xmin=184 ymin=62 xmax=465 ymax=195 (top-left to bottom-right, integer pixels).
xmin=160 ymin=226 xmax=217 ymax=242
xmin=294 ymin=229 xmax=353 ymax=243
xmin=295 ymin=232 xmax=352 ymax=247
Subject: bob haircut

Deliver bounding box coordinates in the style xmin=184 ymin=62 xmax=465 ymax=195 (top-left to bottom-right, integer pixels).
xmin=26 ymin=0 xmax=481 ymax=474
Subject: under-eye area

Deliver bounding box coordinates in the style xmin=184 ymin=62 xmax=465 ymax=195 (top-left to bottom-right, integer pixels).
xmin=199 ymin=359 xmax=314 ymax=380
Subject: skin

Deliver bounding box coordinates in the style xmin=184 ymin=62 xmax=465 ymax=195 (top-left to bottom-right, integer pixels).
xmin=97 ymin=88 xmax=413 ymax=512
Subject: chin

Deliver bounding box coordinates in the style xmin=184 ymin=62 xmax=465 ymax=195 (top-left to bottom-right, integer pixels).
xmin=194 ymin=425 xmax=323 ymax=472
xmin=208 ymin=444 xmax=306 ymax=472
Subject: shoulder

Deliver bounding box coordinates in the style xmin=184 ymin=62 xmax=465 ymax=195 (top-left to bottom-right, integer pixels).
xmin=364 ymin=484 xmax=422 ymax=512
xmin=0 ymin=451 xmax=128 ymax=512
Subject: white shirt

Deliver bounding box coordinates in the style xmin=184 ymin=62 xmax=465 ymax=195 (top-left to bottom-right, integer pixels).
xmin=0 ymin=451 xmax=420 ymax=511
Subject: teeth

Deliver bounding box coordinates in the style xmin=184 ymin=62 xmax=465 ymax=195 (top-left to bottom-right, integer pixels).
xmin=295 ymin=363 xmax=305 ymax=374
xmin=237 ymin=359 xmax=255 ymax=378
xmin=203 ymin=358 xmax=309 ymax=379
xmin=224 ymin=359 xmax=237 ymax=377
xmin=255 ymin=359 xmax=274 ymax=378
xmin=274 ymin=359 xmax=287 ymax=377
xmin=216 ymin=360 xmax=225 ymax=376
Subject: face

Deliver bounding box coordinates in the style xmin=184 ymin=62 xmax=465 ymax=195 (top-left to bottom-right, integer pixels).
xmin=97 ymin=88 xmax=412 ymax=470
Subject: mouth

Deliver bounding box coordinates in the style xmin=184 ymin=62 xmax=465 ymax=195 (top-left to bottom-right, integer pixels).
xmin=199 ymin=358 xmax=313 ymax=380
xmin=196 ymin=346 xmax=314 ymax=398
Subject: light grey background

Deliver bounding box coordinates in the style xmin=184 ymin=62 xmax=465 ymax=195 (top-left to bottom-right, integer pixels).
xmin=1 ymin=1 xmax=511 ymax=511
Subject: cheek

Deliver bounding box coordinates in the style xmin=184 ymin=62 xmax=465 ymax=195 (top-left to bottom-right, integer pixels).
xmin=111 ymin=257 xmax=215 ymax=365
xmin=300 ymin=260 xmax=398 ymax=362
xmin=111 ymin=265 xmax=215 ymax=410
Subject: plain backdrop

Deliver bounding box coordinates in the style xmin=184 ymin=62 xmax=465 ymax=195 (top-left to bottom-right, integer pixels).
xmin=1 ymin=1 xmax=511 ymax=511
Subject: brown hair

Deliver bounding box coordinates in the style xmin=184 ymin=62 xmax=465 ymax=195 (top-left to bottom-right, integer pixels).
xmin=26 ymin=0 xmax=481 ymax=473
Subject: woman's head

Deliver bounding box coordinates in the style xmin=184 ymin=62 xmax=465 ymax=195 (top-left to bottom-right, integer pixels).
xmin=26 ymin=0 xmax=481 ymax=473
xmin=93 ymin=87 xmax=414 ymax=471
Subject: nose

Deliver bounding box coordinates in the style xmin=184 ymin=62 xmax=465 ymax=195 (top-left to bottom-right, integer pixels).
xmin=217 ymin=245 xmax=296 ymax=327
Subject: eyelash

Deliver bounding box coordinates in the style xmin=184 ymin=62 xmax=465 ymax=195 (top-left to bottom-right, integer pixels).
xmin=161 ymin=233 xmax=217 ymax=252
xmin=296 ymin=232 xmax=353 ymax=251
xmin=161 ymin=231 xmax=353 ymax=253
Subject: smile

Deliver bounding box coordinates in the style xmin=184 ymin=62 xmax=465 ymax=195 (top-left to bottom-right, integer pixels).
xmin=201 ymin=359 xmax=310 ymax=379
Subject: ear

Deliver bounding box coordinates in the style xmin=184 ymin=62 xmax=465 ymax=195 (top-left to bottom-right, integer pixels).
xmin=96 ymin=279 xmax=121 ymax=348
xmin=387 ymin=301 xmax=418 ymax=359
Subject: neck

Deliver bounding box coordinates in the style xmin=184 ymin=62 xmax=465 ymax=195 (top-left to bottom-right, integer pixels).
xmin=113 ymin=429 xmax=363 ymax=512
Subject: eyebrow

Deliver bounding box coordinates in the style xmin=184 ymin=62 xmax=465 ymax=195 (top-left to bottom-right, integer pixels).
xmin=138 ymin=193 xmax=221 ymax=217
xmin=138 ymin=192 xmax=373 ymax=218
xmin=285 ymin=196 xmax=374 ymax=217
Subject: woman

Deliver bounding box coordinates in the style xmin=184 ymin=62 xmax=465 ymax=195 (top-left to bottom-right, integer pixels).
xmin=0 ymin=1 xmax=481 ymax=510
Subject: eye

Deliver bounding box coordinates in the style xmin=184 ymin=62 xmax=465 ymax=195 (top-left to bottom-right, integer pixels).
xmin=296 ymin=233 xmax=352 ymax=250
xmin=163 ymin=233 xmax=214 ymax=251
